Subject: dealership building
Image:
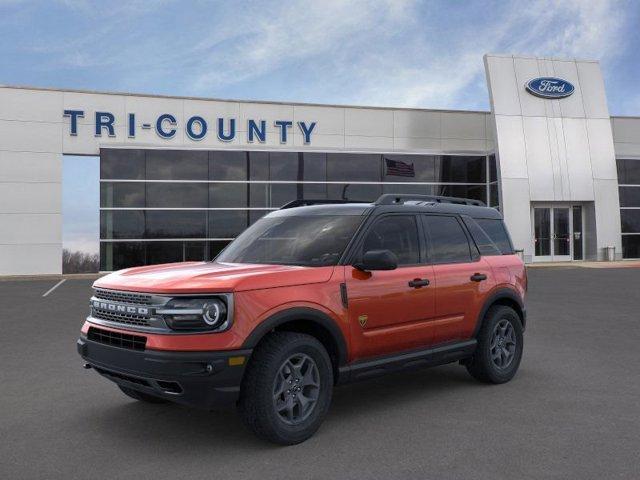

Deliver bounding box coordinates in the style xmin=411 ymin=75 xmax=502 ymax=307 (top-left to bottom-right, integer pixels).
xmin=1 ymin=53 xmax=640 ymax=275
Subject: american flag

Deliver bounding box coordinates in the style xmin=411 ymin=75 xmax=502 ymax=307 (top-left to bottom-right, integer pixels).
xmin=385 ymin=157 xmax=415 ymax=177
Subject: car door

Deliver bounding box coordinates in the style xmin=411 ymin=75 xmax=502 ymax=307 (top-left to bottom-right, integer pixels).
xmin=345 ymin=214 xmax=436 ymax=360
xmin=422 ymin=214 xmax=494 ymax=344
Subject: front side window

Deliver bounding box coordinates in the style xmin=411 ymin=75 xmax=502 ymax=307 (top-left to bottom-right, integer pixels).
xmin=361 ymin=215 xmax=420 ymax=265
xmin=475 ymin=218 xmax=514 ymax=254
xmin=423 ymin=215 xmax=472 ymax=264
xmin=216 ymin=215 xmax=363 ymax=266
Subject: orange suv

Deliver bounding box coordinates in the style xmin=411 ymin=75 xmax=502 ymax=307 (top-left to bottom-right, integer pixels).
xmin=78 ymin=194 xmax=527 ymax=444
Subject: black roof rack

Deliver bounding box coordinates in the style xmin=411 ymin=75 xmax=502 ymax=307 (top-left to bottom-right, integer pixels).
xmin=279 ymin=199 xmax=364 ymax=209
xmin=375 ymin=194 xmax=485 ymax=207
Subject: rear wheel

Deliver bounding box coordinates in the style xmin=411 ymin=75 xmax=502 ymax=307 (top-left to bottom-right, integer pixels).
xmin=239 ymin=331 xmax=333 ymax=445
xmin=466 ymin=305 xmax=523 ymax=384
xmin=118 ymin=385 xmax=168 ymax=404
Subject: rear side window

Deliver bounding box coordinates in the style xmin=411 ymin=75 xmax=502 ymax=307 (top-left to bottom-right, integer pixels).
xmin=462 ymin=216 xmax=502 ymax=256
xmin=475 ymin=218 xmax=514 ymax=254
xmin=361 ymin=215 xmax=420 ymax=265
xmin=422 ymin=215 xmax=472 ymax=264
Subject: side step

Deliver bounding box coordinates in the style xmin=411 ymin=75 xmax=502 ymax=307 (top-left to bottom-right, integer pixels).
xmin=337 ymin=339 xmax=477 ymax=384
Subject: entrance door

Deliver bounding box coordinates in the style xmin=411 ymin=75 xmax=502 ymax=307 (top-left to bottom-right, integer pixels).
xmin=533 ymin=206 xmax=583 ymax=262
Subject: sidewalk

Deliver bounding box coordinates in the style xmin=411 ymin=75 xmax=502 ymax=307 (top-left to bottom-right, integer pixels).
xmin=0 ymin=272 xmax=105 ymax=282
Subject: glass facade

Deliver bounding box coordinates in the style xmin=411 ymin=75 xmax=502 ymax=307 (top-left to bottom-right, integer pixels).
xmin=617 ymin=158 xmax=640 ymax=258
xmin=100 ymin=149 xmax=499 ymax=270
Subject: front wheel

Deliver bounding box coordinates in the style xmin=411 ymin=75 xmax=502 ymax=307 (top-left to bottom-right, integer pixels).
xmin=239 ymin=332 xmax=333 ymax=445
xmin=466 ymin=305 xmax=523 ymax=384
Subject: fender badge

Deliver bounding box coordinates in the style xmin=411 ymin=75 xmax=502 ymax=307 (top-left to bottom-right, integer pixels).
xmin=358 ymin=315 xmax=368 ymax=327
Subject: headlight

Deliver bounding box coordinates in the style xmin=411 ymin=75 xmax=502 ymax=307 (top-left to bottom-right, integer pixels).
xmin=157 ymin=297 xmax=229 ymax=332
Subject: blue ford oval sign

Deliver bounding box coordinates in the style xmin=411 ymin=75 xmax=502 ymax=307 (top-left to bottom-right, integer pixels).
xmin=526 ymin=77 xmax=575 ymax=99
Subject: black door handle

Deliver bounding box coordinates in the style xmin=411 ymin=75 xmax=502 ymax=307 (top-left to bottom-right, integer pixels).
xmin=470 ymin=273 xmax=487 ymax=282
xmin=408 ymin=278 xmax=430 ymax=288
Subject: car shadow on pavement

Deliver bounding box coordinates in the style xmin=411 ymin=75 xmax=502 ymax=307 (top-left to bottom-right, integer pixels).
xmin=76 ymin=363 xmax=482 ymax=451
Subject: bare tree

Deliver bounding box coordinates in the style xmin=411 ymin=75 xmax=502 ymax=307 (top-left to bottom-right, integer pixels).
xmin=62 ymin=249 xmax=99 ymax=274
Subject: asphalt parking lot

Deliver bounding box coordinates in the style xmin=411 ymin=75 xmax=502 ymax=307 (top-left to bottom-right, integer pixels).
xmin=1 ymin=267 xmax=639 ymax=480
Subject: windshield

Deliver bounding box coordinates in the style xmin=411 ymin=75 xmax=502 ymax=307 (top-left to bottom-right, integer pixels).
xmin=216 ymin=215 xmax=363 ymax=266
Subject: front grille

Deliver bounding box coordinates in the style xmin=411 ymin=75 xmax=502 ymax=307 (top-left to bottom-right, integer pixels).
xmin=94 ymin=289 xmax=153 ymax=305
xmin=92 ymin=308 xmax=151 ymax=327
xmin=88 ymin=326 xmax=147 ymax=351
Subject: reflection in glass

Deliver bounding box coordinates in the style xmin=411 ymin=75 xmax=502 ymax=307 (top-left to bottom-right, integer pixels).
xmin=100 ymin=211 xmax=144 ymax=239
xmin=553 ymin=208 xmax=570 ymax=256
xmin=146 ymin=211 xmax=206 ymax=238
xmin=534 ymin=208 xmax=551 ymax=256
xmin=100 ymin=149 xmax=145 ymax=179
xmin=327 ymin=154 xmax=381 ymax=182
xmin=146 ymin=150 xmax=207 ymax=180
xmin=210 ymin=183 xmax=248 ymax=208
xmin=146 ymin=183 xmax=208 ymax=208
xmin=209 ymin=210 xmax=248 ymax=238
xmin=210 ymin=151 xmax=247 ymax=180
xmin=100 ymin=183 xmax=144 ymax=208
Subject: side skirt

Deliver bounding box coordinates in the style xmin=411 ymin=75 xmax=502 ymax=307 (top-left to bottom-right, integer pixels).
xmin=336 ymin=339 xmax=477 ymax=384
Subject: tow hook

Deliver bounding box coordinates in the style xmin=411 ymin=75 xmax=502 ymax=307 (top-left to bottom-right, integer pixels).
xmin=83 ymin=363 xmax=92 ymax=370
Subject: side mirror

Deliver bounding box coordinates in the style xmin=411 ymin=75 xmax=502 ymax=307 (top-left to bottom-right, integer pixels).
xmin=354 ymin=249 xmax=398 ymax=271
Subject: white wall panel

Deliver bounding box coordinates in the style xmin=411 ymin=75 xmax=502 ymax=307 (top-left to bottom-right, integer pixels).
xmin=552 ymin=60 xmax=585 ymax=119
xmin=0 ymin=87 xmax=63 ymax=123
xmin=0 ymin=120 xmax=62 ymax=153
xmin=0 ymin=151 xmax=61 ymax=182
xmin=587 ymin=119 xmax=618 ymax=179
xmin=522 ymin=116 xmax=555 ymax=200
xmin=441 ymin=112 xmax=486 ymax=139
xmin=344 ymin=135 xmax=394 ymax=150
xmin=493 ymin=115 xmax=528 ymax=178
xmin=63 ymin=124 xmax=127 ymax=155
xmin=513 ymin=57 xmax=546 ymax=117
xmin=576 ymin=62 xmax=610 ymax=119
xmin=0 ymin=214 xmax=61 ymax=243
xmin=593 ymin=178 xmax=622 ymax=258
xmin=484 ymin=55 xmax=520 ymax=116
xmin=344 ymin=108 xmax=393 ymax=138
xmin=0 ymin=244 xmax=61 ymax=275
xmin=393 ymin=110 xmax=440 ymax=139
xmin=440 ymin=138 xmax=487 ymax=152
xmin=393 ymin=137 xmax=441 ymax=151
xmin=239 ymin=102 xmax=294 ymax=133
xmin=294 ymin=106 xmax=344 ymax=136
xmin=500 ymin=178 xmax=532 ymax=255
xmin=562 ymin=118 xmax=594 ymax=200
xmin=0 ymin=182 xmax=61 ymax=214
xmin=611 ymin=117 xmax=640 ymax=144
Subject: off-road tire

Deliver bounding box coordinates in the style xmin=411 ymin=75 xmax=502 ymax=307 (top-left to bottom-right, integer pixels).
xmin=466 ymin=305 xmax=523 ymax=384
xmin=118 ymin=385 xmax=168 ymax=404
xmin=239 ymin=331 xmax=333 ymax=445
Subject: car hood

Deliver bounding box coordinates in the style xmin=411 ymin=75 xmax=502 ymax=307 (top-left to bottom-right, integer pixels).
xmin=93 ymin=262 xmax=335 ymax=294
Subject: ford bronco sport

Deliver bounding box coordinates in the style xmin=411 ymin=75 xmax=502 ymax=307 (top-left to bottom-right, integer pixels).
xmin=78 ymin=194 xmax=526 ymax=444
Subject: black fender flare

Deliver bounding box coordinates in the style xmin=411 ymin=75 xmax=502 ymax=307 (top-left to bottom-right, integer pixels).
xmin=473 ymin=288 xmax=526 ymax=337
xmin=242 ymin=307 xmax=348 ymax=366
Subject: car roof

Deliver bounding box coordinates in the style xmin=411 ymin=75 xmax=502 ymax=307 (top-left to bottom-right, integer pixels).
xmin=267 ymin=201 xmax=503 ymax=220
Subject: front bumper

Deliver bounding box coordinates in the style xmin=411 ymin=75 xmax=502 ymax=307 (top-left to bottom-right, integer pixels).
xmin=77 ymin=335 xmax=251 ymax=410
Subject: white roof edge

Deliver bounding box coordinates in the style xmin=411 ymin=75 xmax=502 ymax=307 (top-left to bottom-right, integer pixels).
xmin=0 ymin=83 xmax=490 ymax=115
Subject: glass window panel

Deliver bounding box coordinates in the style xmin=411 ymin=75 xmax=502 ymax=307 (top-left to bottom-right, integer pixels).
xmin=100 ymin=149 xmax=145 ymax=180
xmin=435 ymin=155 xmax=486 ymax=183
xmin=489 ymin=183 xmax=499 ymax=208
xmin=270 ymin=183 xmax=299 ymax=208
xmin=383 ymin=155 xmax=436 ymax=182
xmin=249 ymin=152 xmax=269 ymax=180
xmin=209 ymin=210 xmax=248 ymax=238
xmin=100 ymin=211 xmax=144 ymax=239
xmin=100 ymin=242 xmax=145 ymax=271
xmin=249 ymin=183 xmax=269 ymax=208
xmin=184 ymin=242 xmax=207 ymax=261
xmin=489 ymin=154 xmax=497 ymax=182
xmin=622 ymin=235 xmax=640 ymax=259
xmin=619 ymin=186 xmax=640 ymax=207
xmin=249 ymin=210 xmax=267 ymax=226
xmin=617 ymin=159 xmax=640 ymax=185
xmin=145 ymin=150 xmax=208 ymax=180
xmin=534 ymin=208 xmax=551 ymax=256
xmin=145 ymin=211 xmax=206 ymax=238
xmin=423 ymin=215 xmax=472 ymax=264
xmin=209 ymin=241 xmax=231 ymax=260
xmin=327 ymin=154 xmax=381 ymax=182
xmin=361 ymin=216 xmax=420 ymax=265
xmin=302 ymin=153 xmax=326 ymax=181
xmin=462 ymin=217 xmax=501 ymax=256
xmin=382 ymin=184 xmax=433 ymax=195
xmin=327 ymin=183 xmax=382 ymax=202
xmin=270 ymin=152 xmax=300 ymax=181
xmin=434 ymin=184 xmax=487 ymax=203
xmin=210 ymin=151 xmax=247 ymax=180
xmin=146 ymin=183 xmax=208 ymax=208
xmin=621 ymin=210 xmax=640 ymax=233
xmin=303 ymin=183 xmax=327 ymax=200
xmin=100 ymin=182 xmax=145 ymax=208
xmin=146 ymin=241 xmax=183 ymax=265
xmin=210 ymin=183 xmax=248 ymax=208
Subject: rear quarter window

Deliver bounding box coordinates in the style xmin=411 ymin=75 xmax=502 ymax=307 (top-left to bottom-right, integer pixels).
xmin=475 ymin=218 xmax=514 ymax=254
